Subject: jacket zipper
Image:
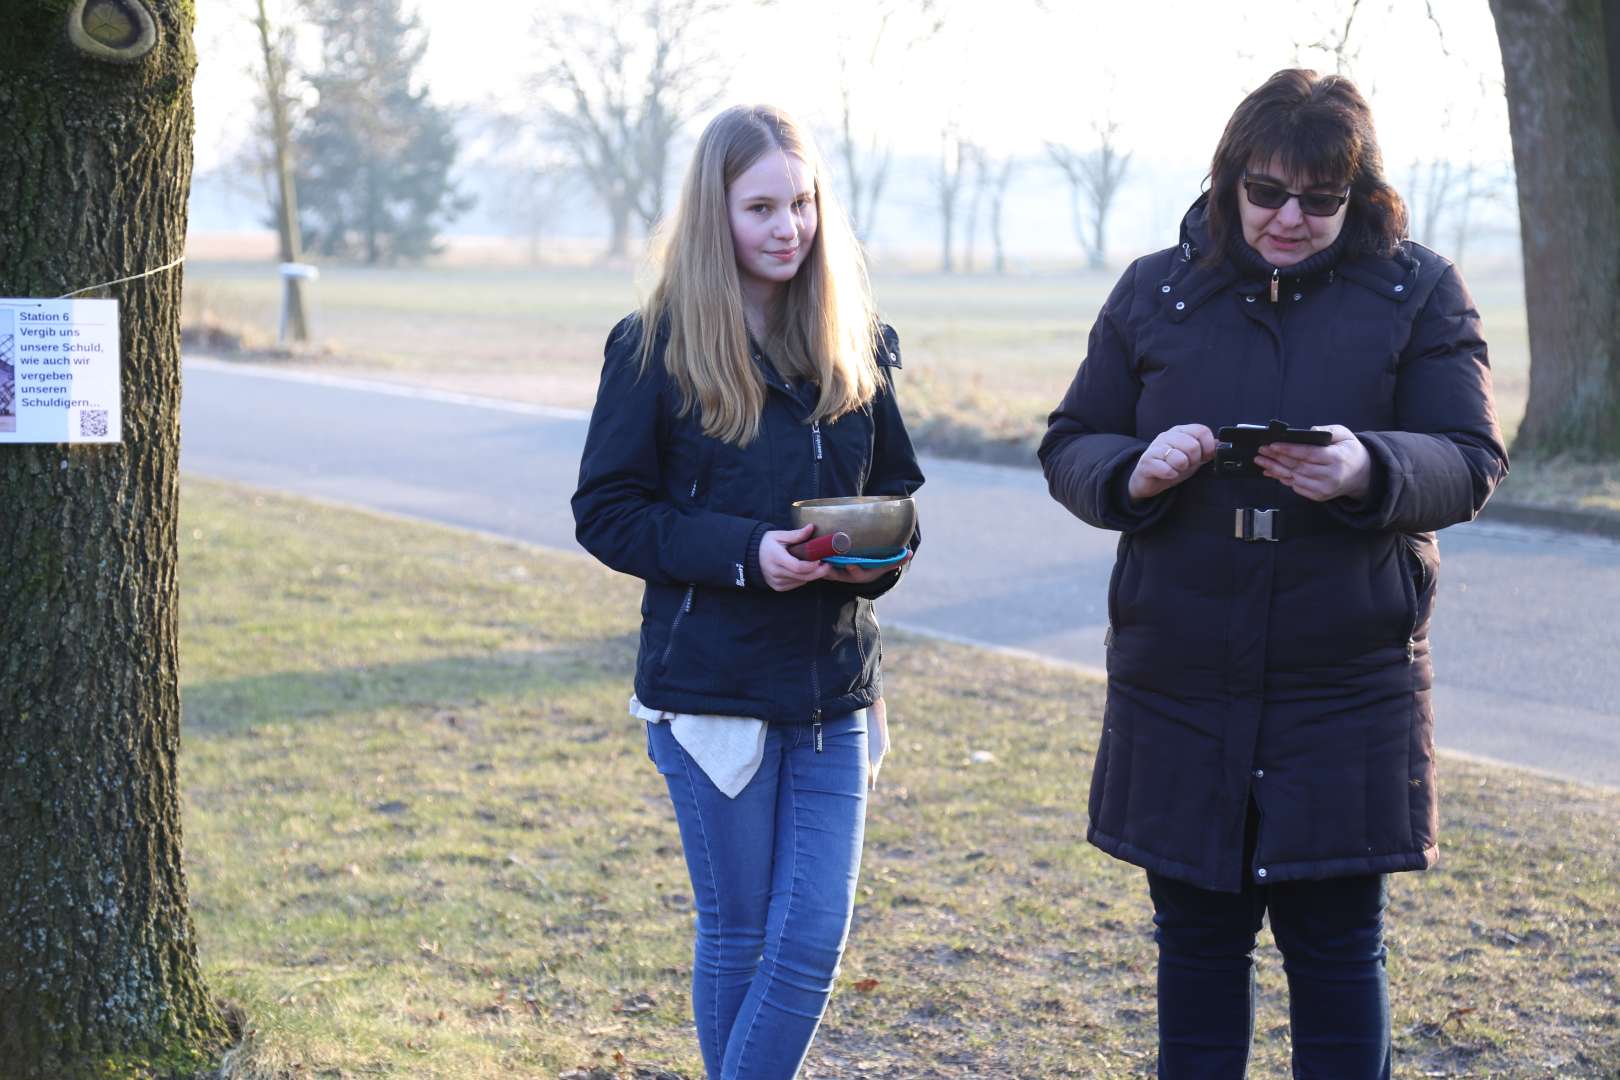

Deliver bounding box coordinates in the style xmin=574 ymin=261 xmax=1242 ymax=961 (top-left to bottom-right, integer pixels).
xmin=661 ymin=585 xmax=694 ymax=667
xmin=810 ymin=419 xmax=824 ymax=748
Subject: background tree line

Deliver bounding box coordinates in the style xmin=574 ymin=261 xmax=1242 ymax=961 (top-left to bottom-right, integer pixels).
xmin=236 ymin=0 xmax=1615 ymax=458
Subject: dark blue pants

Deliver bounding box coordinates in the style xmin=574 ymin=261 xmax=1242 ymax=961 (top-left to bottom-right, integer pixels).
xmin=1146 ymin=864 xmax=1391 ymax=1079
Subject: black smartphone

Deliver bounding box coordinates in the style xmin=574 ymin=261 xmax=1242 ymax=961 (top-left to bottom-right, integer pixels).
xmin=1214 ymin=420 xmax=1332 ymax=477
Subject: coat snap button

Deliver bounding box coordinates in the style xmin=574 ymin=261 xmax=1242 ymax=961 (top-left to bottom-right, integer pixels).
xmin=887 ymin=350 xmax=897 ymax=362
xmin=1292 ymin=292 xmax=1302 ymax=301
xmin=1256 ymin=868 xmax=1268 ymax=879
xmin=1244 ymin=295 xmax=1256 ymax=303
xmin=1160 ymin=284 xmax=1172 ymax=293
xmin=1174 ymin=301 xmax=1185 ymax=311
xmin=1394 ymin=284 xmax=1405 ymax=293
xmin=1252 ymin=768 xmax=1264 ymax=779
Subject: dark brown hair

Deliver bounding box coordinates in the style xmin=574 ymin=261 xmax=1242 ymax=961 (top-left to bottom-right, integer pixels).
xmin=1205 ymin=69 xmax=1408 ymax=261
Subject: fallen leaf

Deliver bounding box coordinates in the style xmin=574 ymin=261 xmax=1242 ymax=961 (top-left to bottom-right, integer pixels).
xmin=853 ymin=978 xmax=880 ymax=993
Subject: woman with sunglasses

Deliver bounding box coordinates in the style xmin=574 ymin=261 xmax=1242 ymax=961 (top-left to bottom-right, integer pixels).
xmin=1040 ymin=69 xmax=1507 ymax=1077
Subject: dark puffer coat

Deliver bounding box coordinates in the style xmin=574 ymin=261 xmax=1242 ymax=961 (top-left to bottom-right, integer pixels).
xmin=1039 ymin=198 xmax=1508 ymax=893
xmin=573 ymin=314 xmax=924 ymax=725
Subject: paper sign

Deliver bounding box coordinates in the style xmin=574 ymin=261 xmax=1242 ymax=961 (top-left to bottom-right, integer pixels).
xmin=0 ymin=298 xmax=121 ymax=444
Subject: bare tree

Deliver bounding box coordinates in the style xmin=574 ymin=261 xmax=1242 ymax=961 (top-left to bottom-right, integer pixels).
xmin=463 ymin=108 xmax=576 ymax=265
xmin=1401 ymin=75 xmax=1514 ymax=269
xmin=829 ymin=0 xmax=945 ymax=245
xmin=960 ymin=141 xmax=989 ymax=273
xmin=987 ymin=155 xmax=1017 ymax=275
xmin=1302 ymin=0 xmax=1366 ymax=73
xmin=934 ymin=125 xmax=969 ymax=273
xmin=503 ymin=166 xmax=574 ymax=266
xmin=1046 ymin=120 xmax=1132 ymax=271
xmin=254 ymin=0 xmax=309 ymax=340
xmin=835 ymin=54 xmax=894 ymax=245
xmin=530 ymin=0 xmax=725 ymax=259
xmin=1406 ymin=154 xmax=1512 ymax=267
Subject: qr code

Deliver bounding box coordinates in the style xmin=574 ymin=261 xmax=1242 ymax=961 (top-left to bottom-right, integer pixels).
xmin=80 ymin=410 xmax=109 ymax=437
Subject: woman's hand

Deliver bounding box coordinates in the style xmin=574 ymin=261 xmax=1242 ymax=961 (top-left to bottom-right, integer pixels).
xmin=1254 ymin=425 xmax=1372 ymax=501
xmin=1128 ymin=424 xmax=1217 ymax=501
xmin=758 ymin=524 xmax=832 ymax=591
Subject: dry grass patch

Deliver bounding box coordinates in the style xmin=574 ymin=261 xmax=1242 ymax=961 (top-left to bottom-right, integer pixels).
xmin=180 ymin=480 xmax=1619 ymax=1078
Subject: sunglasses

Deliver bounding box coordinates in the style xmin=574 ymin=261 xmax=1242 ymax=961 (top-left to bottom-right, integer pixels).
xmin=1241 ymin=175 xmax=1352 ymax=217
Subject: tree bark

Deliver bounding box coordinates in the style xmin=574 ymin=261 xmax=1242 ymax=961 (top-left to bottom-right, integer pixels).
xmin=1490 ymin=0 xmax=1620 ymax=457
xmin=0 ymin=2 xmax=228 ymax=1076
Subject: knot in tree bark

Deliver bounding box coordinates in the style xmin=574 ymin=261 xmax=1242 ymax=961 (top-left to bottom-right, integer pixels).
xmin=67 ymin=0 xmax=159 ymax=63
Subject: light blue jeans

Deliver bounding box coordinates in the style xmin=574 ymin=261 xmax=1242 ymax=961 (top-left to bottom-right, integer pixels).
xmin=647 ymin=712 xmax=868 ymax=1080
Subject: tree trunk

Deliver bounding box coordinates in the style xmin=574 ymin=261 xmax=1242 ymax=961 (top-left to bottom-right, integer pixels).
xmin=0 ymin=3 xmax=228 ymax=1077
xmin=1490 ymin=0 xmax=1620 ymax=457
xmin=963 ymin=157 xmax=985 ymax=275
xmin=605 ymin=197 xmax=634 ymax=260
xmin=256 ymin=0 xmax=308 ymax=342
xmin=1089 ymin=207 xmax=1107 ymax=271
xmin=364 ymin=163 xmax=381 ymax=265
xmin=990 ymin=160 xmax=1013 ymax=276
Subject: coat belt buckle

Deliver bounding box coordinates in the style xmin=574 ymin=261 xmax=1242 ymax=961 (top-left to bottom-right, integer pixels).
xmin=1234 ymin=508 xmax=1279 ymax=542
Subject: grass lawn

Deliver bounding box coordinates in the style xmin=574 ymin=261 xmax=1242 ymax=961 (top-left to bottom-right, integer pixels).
xmin=181 ymin=479 xmax=1620 ymax=1078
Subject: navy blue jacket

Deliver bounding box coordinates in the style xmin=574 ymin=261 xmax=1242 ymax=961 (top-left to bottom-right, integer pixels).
xmin=573 ymin=314 xmax=924 ymax=724
xmin=1040 ymin=198 xmax=1508 ymax=892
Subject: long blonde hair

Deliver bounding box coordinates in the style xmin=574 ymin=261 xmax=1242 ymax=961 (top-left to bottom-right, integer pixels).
xmin=638 ymin=104 xmax=881 ymax=446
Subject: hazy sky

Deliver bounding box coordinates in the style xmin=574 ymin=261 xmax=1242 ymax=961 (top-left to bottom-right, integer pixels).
xmin=191 ymin=0 xmax=1514 ymax=254
xmin=196 ymin=0 xmax=1509 ymax=163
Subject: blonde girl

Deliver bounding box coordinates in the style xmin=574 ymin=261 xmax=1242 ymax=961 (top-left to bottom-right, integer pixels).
xmin=572 ymin=104 xmax=924 ymax=1079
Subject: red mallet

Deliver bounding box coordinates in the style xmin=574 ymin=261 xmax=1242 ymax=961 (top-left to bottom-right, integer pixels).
xmin=789 ymin=531 xmax=853 ymax=561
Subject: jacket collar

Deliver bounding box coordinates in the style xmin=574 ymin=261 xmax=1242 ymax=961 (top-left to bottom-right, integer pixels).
xmin=1335 ymin=243 xmax=1423 ymax=303
xmin=1158 ymin=195 xmax=1236 ymax=323
xmin=1159 ymin=194 xmax=1420 ymax=321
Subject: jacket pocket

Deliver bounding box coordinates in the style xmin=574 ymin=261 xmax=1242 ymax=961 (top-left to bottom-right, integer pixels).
xmin=658 ymin=584 xmax=697 ymax=672
xmin=687 ymin=438 xmax=718 ymax=507
xmin=1400 ymin=533 xmax=1439 ymax=641
xmin=1105 ymin=534 xmax=1135 ymax=630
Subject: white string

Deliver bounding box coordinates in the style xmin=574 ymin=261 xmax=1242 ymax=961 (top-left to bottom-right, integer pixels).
xmin=57 ymin=254 xmax=187 ymax=299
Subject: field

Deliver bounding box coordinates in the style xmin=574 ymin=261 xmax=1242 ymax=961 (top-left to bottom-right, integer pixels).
xmin=180 ymin=479 xmax=1620 ymax=1078
xmin=179 ymin=246 xmax=1533 ymax=466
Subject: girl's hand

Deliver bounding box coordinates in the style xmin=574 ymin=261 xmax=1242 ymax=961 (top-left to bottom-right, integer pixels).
xmin=824 ymin=551 xmax=912 ymax=585
xmin=1254 ymin=425 xmax=1372 ymax=502
xmin=1128 ymin=423 xmax=1217 ymax=501
xmin=758 ymin=524 xmax=832 ymax=591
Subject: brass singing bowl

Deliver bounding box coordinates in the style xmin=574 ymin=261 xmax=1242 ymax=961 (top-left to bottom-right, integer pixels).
xmin=789 ymin=495 xmax=916 ymax=558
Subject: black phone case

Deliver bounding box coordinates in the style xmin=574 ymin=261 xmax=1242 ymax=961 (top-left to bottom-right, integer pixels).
xmin=1215 ymin=420 xmax=1333 ymax=447
xmin=1213 ymin=420 xmax=1331 ymax=476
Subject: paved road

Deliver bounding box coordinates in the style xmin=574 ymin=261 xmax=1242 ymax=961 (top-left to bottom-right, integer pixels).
xmin=180 ymin=359 xmax=1620 ymax=789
